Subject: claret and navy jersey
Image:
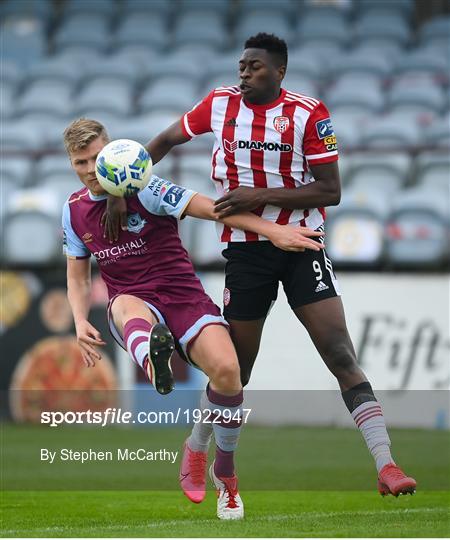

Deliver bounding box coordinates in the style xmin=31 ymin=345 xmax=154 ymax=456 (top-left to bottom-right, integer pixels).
xmin=63 ymin=175 xmax=227 ymax=359
xmin=63 ymin=175 xmax=202 ymax=301
xmin=181 ymin=86 xmax=339 ymax=242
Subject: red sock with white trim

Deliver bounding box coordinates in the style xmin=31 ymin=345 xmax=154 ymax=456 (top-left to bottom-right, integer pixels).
xmin=123 ymin=318 xmax=152 ymax=370
xmin=343 ymin=382 xmax=394 ymax=473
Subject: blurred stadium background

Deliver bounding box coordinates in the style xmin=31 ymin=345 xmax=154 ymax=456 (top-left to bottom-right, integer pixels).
xmin=1 ymin=0 xmax=449 ymax=536
xmin=1 ymin=0 xmax=449 ymax=428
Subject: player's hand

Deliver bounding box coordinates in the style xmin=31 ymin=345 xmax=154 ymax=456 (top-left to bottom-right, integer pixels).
xmin=100 ymin=195 xmax=128 ymax=242
xmin=214 ymin=187 xmax=266 ymax=217
xmin=268 ymin=225 xmax=324 ymax=252
xmin=75 ymin=320 xmax=106 ymax=367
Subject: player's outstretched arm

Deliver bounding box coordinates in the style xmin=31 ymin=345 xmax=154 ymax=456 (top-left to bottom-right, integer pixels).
xmin=185 ymin=193 xmax=324 ymax=252
xmin=214 ymin=162 xmax=341 ymax=218
xmin=66 ymin=257 xmax=106 ymax=367
xmin=145 ymin=120 xmax=190 ymax=165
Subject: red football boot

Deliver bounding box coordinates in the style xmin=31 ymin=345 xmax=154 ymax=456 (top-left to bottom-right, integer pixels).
xmin=378 ymin=463 xmax=417 ymax=497
xmin=179 ymin=440 xmax=207 ymax=503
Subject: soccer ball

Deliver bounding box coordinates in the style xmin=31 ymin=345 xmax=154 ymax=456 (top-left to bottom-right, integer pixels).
xmin=95 ymin=139 xmax=152 ymax=197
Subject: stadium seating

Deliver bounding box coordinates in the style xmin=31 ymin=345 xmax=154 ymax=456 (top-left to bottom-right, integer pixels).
xmin=326 ymin=186 xmax=390 ymax=267
xmin=234 ymin=11 xmax=292 ymax=45
xmin=112 ymin=45 xmax=159 ymax=68
xmin=346 ymin=152 xmax=411 ymax=186
xmin=16 ymin=80 xmax=73 ymax=119
xmin=395 ymin=48 xmax=450 ymax=78
xmin=415 ymin=152 xmax=450 ymax=192
xmin=328 ymin=49 xmax=393 ymax=78
xmin=1 ymin=0 xmax=448 ymax=270
xmin=419 ymin=14 xmax=450 ymax=43
xmin=82 ymin=56 xmax=142 ymax=87
xmin=282 ymin=52 xmax=322 ymax=80
xmin=0 ymin=0 xmax=53 ymax=23
xmin=387 ymin=83 xmax=446 ymax=116
xmin=36 ymin=155 xmax=73 ymax=181
xmin=41 ymin=176 xmax=83 ymax=208
xmin=2 ymin=210 xmax=62 ymax=265
xmin=386 ymin=187 xmax=449 ymax=268
xmin=0 ymin=157 xmax=33 ymax=188
xmin=74 ymin=79 xmax=134 ymax=117
xmin=62 ymin=0 xmax=117 ymax=17
xmin=172 ymin=11 xmax=228 ymax=50
xmin=324 ymin=83 xmax=385 ymax=115
xmin=53 ymin=14 xmax=111 ymax=53
xmin=356 ymin=0 xmax=415 ymax=19
xmin=2 ymin=122 xmax=44 ymax=152
xmin=114 ymin=13 xmax=169 ymax=50
xmin=354 ymin=13 xmax=411 ymax=46
xmin=26 ymin=57 xmax=82 ymax=86
xmin=2 ymin=187 xmax=63 ymax=265
xmin=1 ymin=82 xmax=15 ymax=119
xmin=1 ymin=16 xmax=46 ymax=67
xmin=122 ymin=0 xmax=172 ymax=16
xmin=296 ymin=14 xmax=351 ymax=48
xmin=240 ymin=0 xmax=295 ymax=16
xmin=138 ymin=78 xmax=198 ymax=115
xmin=281 ymin=75 xmax=317 ymax=99
xmin=360 ymin=114 xmax=420 ymax=149
xmin=423 ymin=113 xmax=450 ymax=148
xmin=179 ymin=0 xmax=230 ymax=15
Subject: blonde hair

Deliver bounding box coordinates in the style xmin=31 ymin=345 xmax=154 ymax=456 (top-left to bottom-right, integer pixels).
xmin=63 ymin=118 xmax=109 ymax=155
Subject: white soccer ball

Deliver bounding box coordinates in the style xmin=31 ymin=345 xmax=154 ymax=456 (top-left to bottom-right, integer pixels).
xmin=95 ymin=139 xmax=152 ymax=197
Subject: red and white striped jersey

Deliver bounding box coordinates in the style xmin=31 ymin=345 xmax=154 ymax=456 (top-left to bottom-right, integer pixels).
xmin=181 ymin=86 xmax=339 ymax=242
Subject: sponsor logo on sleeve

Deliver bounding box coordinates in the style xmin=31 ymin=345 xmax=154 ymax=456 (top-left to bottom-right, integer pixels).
xmin=324 ymin=134 xmax=337 ymax=151
xmin=148 ymin=176 xmax=171 ymax=197
xmin=316 ymin=118 xmax=334 ymax=139
xmin=163 ymin=185 xmax=186 ymax=207
xmin=82 ymin=232 xmax=93 ymax=243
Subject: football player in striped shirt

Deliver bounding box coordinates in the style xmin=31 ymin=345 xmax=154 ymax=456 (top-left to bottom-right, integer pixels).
xmin=104 ymin=34 xmax=416 ymax=499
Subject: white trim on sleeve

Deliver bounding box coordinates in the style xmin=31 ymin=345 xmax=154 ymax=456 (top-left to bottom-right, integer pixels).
xmin=183 ymin=114 xmax=196 ymax=138
xmin=305 ymin=150 xmax=338 ymax=160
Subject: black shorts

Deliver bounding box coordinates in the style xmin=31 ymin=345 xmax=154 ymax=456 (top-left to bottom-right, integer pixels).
xmin=222 ymin=239 xmax=340 ymax=321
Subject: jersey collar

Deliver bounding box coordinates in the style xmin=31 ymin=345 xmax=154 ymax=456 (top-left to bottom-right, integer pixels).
xmin=242 ymin=88 xmax=286 ymax=111
xmin=88 ymin=190 xmax=107 ymax=201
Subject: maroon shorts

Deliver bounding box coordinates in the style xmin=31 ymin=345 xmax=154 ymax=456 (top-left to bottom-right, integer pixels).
xmin=107 ymin=288 xmax=228 ymax=365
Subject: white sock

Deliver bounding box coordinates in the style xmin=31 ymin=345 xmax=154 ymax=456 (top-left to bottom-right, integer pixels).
xmin=187 ymin=390 xmax=213 ymax=452
xmin=352 ymin=401 xmax=394 ymax=473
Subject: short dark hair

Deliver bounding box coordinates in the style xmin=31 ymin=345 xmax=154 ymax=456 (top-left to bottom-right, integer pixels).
xmin=244 ymin=33 xmax=288 ymax=67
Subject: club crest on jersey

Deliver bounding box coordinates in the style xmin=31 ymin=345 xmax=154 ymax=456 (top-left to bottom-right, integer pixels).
xmin=273 ymin=116 xmax=290 ymax=134
xmin=127 ymin=213 xmax=147 ymax=234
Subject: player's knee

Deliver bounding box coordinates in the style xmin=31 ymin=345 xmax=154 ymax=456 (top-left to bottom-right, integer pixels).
xmin=208 ymin=358 xmax=241 ymax=391
xmin=327 ymin=342 xmax=358 ymax=378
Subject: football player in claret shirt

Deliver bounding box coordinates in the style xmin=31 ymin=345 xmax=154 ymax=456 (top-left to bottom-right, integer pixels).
xmin=62 ymin=118 xmax=324 ymax=520
xmin=104 ymin=34 xmax=416 ymax=498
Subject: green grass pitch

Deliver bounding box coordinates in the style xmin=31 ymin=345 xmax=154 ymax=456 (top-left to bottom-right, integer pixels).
xmin=1 ymin=424 xmax=449 ymax=537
